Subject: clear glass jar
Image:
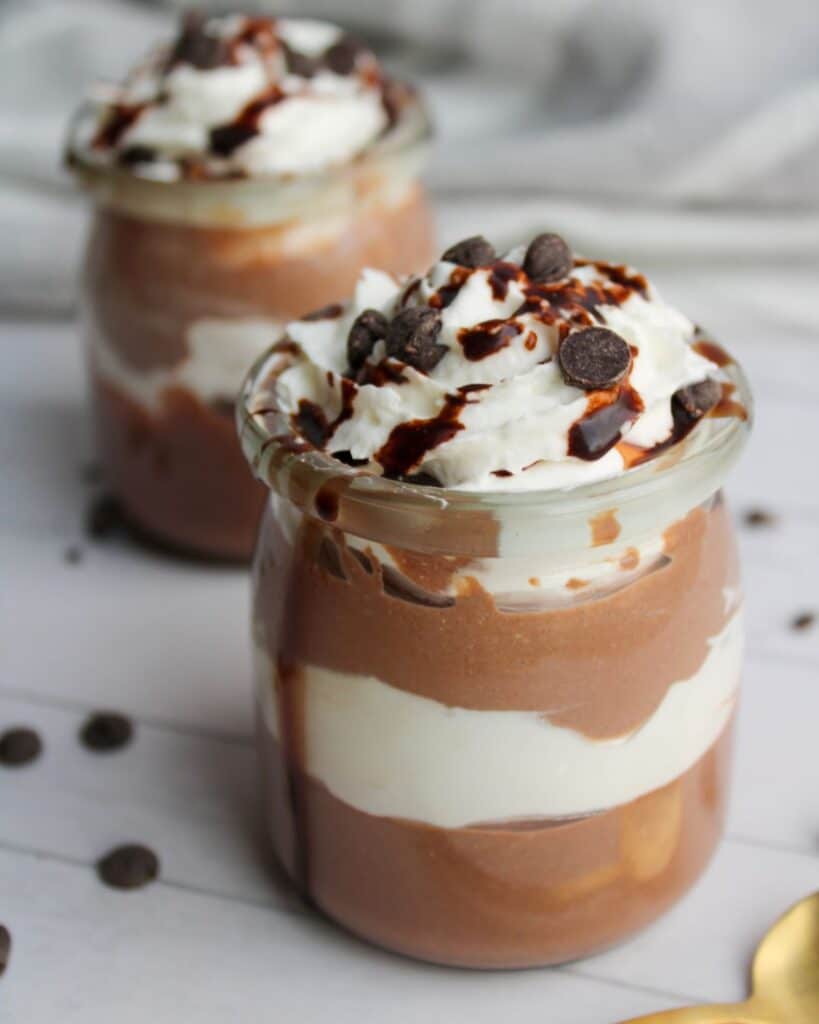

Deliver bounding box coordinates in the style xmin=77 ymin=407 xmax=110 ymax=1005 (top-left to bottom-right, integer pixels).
xmin=238 ymin=347 xmax=751 ymax=968
xmin=71 ymin=105 xmax=434 ymax=560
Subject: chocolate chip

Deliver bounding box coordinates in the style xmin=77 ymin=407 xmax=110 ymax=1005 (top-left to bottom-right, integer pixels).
xmin=324 ymin=35 xmax=364 ymax=75
xmin=441 ymin=236 xmax=496 ymax=269
xmin=85 ymin=494 xmax=124 ymax=540
xmin=522 ymin=232 xmax=573 ymax=283
xmin=743 ymin=507 xmax=777 ymax=528
xmin=791 ymin=611 xmax=815 ymax=631
xmin=0 ymin=729 xmax=41 ymax=770
xmin=0 ymin=728 xmax=42 ymax=768
xmin=209 ymin=123 xmax=257 ymax=157
xmin=559 ymin=327 xmax=632 ymax=390
xmin=386 ymin=307 xmax=446 ymax=373
xmin=0 ymin=925 xmax=10 ymax=977
xmin=301 ymin=303 xmax=345 ymax=322
xmin=97 ymin=844 xmax=159 ymax=891
xmin=118 ymin=145 xmax=157 ymax=167
xmin=673 ymin=379 xmax=722 ymax=419
xmin=347 ymin=309 xmax=388 ymax=371
xmin=80 ymin=712 xmax=134 ymax=753
xmin=281 ymin=42 xmax=321 ymax=78
xmin=169 ymin=17 xmax=228 ymax=70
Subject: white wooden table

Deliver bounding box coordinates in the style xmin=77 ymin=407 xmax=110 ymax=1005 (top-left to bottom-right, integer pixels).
xmin=1 ymin=261 xmax=818 ymax=1023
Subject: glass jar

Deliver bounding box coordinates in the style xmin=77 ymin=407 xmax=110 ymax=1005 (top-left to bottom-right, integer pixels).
xmin=71 ymin=104 xmax=434 ymax=560
xmin=238 ymin=347 xmax=751 ymax=968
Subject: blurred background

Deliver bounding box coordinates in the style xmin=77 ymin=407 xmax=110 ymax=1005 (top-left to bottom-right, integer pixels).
xmin=3 ymin=0 xmax=819 ymax=314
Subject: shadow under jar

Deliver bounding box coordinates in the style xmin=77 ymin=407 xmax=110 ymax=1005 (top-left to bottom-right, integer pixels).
xmin=71 ymin=106 xmax=433 ymax=561
xmin=238 ymin=345 xmax=752 ymax=968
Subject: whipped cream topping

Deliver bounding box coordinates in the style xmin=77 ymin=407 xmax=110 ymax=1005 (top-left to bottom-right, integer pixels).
xmin=69 ymin=14 xmax=405 ymax=181
xmin=256 ymin=234 xmax=736 ymax=492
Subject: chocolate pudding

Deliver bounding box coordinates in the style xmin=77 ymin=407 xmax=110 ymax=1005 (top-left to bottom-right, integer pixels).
xmin=68 ymin=13 xmax=434 ymax=559
xmin=239 ymin=233 xmax=752 ymax=966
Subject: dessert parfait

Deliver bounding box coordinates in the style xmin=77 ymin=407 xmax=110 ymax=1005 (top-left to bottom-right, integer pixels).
xmin=238 ymin=232 xmax=751 ymax=967
xmin=67 ymin=13 xmax=434 ymax=559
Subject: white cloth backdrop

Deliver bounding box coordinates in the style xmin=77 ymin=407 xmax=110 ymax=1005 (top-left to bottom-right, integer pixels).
xmin=2 ymin=0 xmax=819 ymax=314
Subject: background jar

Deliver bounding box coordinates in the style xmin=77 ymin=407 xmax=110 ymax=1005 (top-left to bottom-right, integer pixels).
xmin=71 ymin=106 xmax=434 ymax=560
xmin=238 ymin=348 xmax=752 ymax=968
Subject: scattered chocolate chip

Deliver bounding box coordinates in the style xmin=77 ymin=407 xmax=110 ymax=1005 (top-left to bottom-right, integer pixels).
xmin=64 ymin=545 xmax=83 ymax=565
xmin=791 ymin=611 xmax=815 ymax=632
xmin=743 ymin=507 xmax=777 ymax=528
xmin=169 ymin=16 xmax=228 ymax=70
xmin=333 ymin=449 xmax=368 ymax=467
xmin=0 ymin=925 xmax=10 ymax=977
xmin=386 ymin=307 xmax=446 ymax=373
xmin=324 ymin=35 xmax=364 ymax=75
xmin=301 ymin=303 xmax=345 ymax=322
xmin=85 ymin=494 xmax=124 ymax=540
xmin=281 ymin=42 xmax=321 ymax=78
xmin=559 ymin=327 xmax=632 ymax=390
xmin=209 ymin=123 xmax=257 ymax=157
xmin=0 ymin=728 xmax=42 ymax=768
xmin=673 ymin=379 xmax=722 ymax=419
xmin=347 ymin=309 xmax=388 ymax=371
xmin=97 ymin=844 xmax=159 ymax=891
xmin=118 ymin=145 xmax=157 ymax=167
xmin=80 ymin=712 xmax=134 ymax=753
xmin=522 ymin=232 xmax=573 ymax=283
xmin=441 ymin=235 xmax=496 ymax=269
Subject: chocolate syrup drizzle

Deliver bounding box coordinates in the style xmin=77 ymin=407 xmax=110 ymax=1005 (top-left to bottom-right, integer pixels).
xmin=458 ymin=320 xmax=521 ymax=361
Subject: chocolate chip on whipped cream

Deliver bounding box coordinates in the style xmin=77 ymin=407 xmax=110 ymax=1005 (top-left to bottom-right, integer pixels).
xmin=442 ymin=236 xmax=497 ymax=269
xmin=385 ymin=307 xmax=446 ymax=372
xmin=347 ymin=309 xmax=389 ymax=371
xmin=558 ymin=327 xmax=632 ymax=390
xmin=69 ymin=15 xmax=412 ymax=181
xmin=522 ymin=232 xmax=573 ymax=283
xmin=258 ymin=234 xmax=740 ymax=489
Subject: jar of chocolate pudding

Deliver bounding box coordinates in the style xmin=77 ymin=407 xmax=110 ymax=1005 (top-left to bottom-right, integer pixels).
xmin=238 ymin=234 xmax=751 ymax=967
xmin=67 ymin=14 xmax=434 ymax=560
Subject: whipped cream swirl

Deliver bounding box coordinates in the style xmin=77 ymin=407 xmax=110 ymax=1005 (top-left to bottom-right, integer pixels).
xmin=69 ymin=14 xmax=407 ymax=181
xmin=258 ymin=235 xmax=734 ymax=492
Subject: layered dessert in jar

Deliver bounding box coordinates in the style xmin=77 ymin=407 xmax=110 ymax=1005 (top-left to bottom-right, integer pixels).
xmin=66 ymin=13 xmax=434 ymax=559
xmin=238 ymin=231 xmax=751 ymax=967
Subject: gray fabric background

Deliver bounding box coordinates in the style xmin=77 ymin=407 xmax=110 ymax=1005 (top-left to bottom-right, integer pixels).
xmin=3 ymin=0 xmax=819 ymax=313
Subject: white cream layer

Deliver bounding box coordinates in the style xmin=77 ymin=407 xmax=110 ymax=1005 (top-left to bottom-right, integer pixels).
xmin=256 ymin=610 xmax=742 ymax=829
xmin=90 ymin=317 xmax=282 ymax=411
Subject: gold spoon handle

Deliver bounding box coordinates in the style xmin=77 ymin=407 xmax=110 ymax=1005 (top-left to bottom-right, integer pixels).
xmin=617 ymin=1001 xmax=766 ymax=1024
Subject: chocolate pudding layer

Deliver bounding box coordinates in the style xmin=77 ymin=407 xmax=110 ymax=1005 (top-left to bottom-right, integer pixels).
xmin=240 ymin=232 xmax=751 ymax=965
xmin=258 ymin=716 xmax=733 ymax=969
xmin=70 ymin=13 xmax=434 ymax=560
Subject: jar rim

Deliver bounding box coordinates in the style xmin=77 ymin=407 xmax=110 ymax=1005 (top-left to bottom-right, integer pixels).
xmin=236 ymin=338 xmax=753 ymax=553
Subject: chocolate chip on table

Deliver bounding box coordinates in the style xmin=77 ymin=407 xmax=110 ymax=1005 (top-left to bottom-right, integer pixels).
xmin=347 ymin=309 xmax=388 ymax=371
xmin=324 ymin=35 xmax=364 ymax=75
xmin=743 ymin=507 xmax=777 ymax=528
xmin=441 ymin=235 xmax=496 ymax=269
xmin=558 ymin=327 xmax=632 ymax=390
xmin=0 ymin=925 xmax=10 ymax=977
xmin=64 ymin=545 xmax=84 ymax=565
xmin=522 ymin=232 xmax=573 ymax=283
xmin=85 ymin=494 xmax=124 ymax=540
xmin=386 ymin=307 xmax=446 ymax=373
xmin=80 ymin=712 xmax=134 ymax=753
xmin=97 ymin=844 xmax=159 ymax=891
xmin=673 ymin=378 xmax=722 ymax=419
xmin=0 ymin=728 xmax=43 ymax=768
xmin=791 ymin=611 xmax=815 ymax=632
